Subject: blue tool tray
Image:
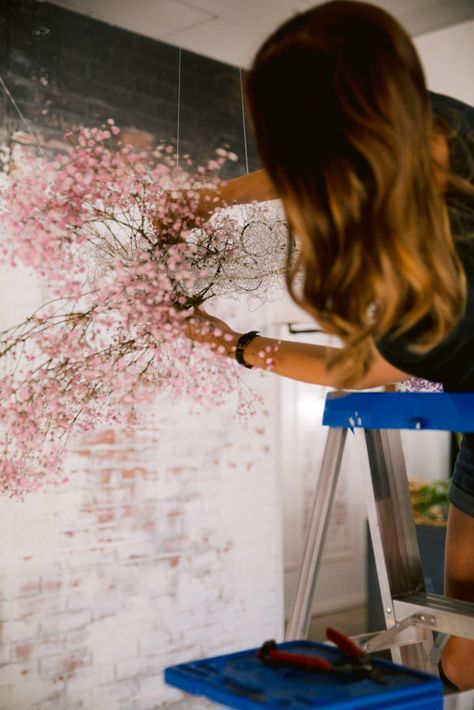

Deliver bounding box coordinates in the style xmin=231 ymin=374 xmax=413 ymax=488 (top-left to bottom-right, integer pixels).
xmin=164 ymin=640 xmax=443 ymax=709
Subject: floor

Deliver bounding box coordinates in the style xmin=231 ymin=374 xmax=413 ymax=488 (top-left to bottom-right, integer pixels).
xmin=306 ymin=604 xmax=368 ymax=642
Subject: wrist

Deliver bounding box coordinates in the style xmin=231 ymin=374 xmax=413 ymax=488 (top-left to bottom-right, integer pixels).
xmin=221 ymin=330 xmax=240 ymax=355
xmin=235 ymin=331 xmax=260 ymax=368
xmin=206 ymin=327 xmax=240 ymax=357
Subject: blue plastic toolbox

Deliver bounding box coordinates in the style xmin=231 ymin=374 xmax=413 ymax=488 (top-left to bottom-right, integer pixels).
xmin=164 ymin=639 xmax=443 ymax=709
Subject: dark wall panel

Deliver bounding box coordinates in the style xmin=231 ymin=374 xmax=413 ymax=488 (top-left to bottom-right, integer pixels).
xmin=0 ymin=0 xmax=261 ymax=176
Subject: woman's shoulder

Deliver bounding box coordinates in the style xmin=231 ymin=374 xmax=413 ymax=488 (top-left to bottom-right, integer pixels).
xmin=429 ymin=91 xmax=474 ymax=132
xmin=430 ymin=91 xmax=473 ymax=179
xmin=430 ymin=92 xmax=474 ymax=240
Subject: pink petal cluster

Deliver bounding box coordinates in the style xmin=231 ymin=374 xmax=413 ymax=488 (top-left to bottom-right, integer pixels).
xmin=0 ymin=125 xmax=268 ymax=498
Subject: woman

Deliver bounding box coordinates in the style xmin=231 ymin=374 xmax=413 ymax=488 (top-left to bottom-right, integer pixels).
xmin=189 ymin=0 xmax=474 ymax=689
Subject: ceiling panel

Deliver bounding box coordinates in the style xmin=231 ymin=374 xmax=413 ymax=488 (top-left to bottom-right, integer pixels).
xmin=44 ymin=0 xmax=474 ymax=68
xmin=174 ymin=0 xmax=316 ymax=34
xmin=376 ymin=0 xmax=474 ymax=35
xmin=439 ymin=0 xmax=474 ymax=13
xmin=47 ymin=0 xmax=215 ymax=38
xmin=161 ymin=17 xmax=265 ymax=69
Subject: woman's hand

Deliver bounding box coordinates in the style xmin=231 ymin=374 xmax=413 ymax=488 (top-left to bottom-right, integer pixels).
xmin=185 ymin=309 xmax=240 ymax=356
xmin=195 ymin=169 xmax=278 ymax=222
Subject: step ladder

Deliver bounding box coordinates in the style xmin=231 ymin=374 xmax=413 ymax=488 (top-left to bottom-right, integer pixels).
xmin=286 ymin=392 xmax=474 ymax=694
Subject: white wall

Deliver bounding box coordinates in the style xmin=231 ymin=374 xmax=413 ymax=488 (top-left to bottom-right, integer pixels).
xmin=0 ymin=214 xmax=283 ymax=709
xmin=278 ymin=332 xmax=368 ymax=617
xmin=415 ymin=20 xmax=474 ymax=104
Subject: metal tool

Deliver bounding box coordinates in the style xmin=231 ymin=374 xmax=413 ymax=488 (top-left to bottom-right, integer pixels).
xmin=258 ymin=627 xmax=409 ymax=684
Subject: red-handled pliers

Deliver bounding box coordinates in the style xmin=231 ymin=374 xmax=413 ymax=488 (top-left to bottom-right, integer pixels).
xmin=256 ymin=628 xmax=402 ymax=684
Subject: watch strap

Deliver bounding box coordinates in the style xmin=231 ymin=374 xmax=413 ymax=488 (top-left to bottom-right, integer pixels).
xmin=235 ymin=331 xmax=260 ymax=368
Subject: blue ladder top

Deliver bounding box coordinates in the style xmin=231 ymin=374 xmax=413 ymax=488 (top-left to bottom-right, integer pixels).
xmin=322 ymin=392 xmax=474 ymax=431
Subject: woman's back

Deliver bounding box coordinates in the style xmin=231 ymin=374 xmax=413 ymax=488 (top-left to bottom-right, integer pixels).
xmin=376 ymin=92 xmax=474 ymax=391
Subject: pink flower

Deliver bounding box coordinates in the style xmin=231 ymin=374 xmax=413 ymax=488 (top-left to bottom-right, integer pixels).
xmin=0 ymin=124 xmax=285 ymax=497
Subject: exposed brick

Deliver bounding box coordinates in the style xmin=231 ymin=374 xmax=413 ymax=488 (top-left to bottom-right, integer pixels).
xmin=39 ymin=610 xmax=92 ymax=636
xmin=39 ymin=647 xmax=91 ymax=682
xmin=0 ymin=640 xmax=9 ymax=665
xmin=90 ymin=678 xmax=138 ymax=707
xmin=17 ymin=579 xmax=42 ymax=598
xmin=2 ymin=618 xmax=41 ymax=643
xmin=82 ymin=429 xmax=116 ymax=447
xmin=89 ymin=629 xmax=139 ymax=665
xmin=12 ymin=642 xmax=34 ymax=663
xmin=12 ymin=634 xmax=67 ymax=663
xmin=64 ymin=661 xmax=115 ymax=692
xmin=138 ymin=672 xmax=171 ymax=699
xmin=36 ymin=687 xmax=93 ymax=709
xmin=11 ymin=594 xmax=65 ymax=622
xmin=0 ymin=676 xmax=63 ymax=708
xmin=0 ymin=659 xmax=39 ymax=686
xmin=115 ymin=654 xmax=156 ymax=681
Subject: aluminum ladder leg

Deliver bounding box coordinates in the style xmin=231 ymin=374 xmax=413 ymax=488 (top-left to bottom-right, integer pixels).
xmin=285 ymin=392 xmax=474 ymax=682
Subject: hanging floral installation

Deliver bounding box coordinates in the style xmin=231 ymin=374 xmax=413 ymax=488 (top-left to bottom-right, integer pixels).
xmin=0 ymin=122 xmax=288 ymax=497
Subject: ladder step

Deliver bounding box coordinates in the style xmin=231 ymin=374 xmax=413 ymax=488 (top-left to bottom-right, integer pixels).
xmin=394 ymin=592 xmax=474 ymax=639
xmin=322 ymin=392 xmax=474 ymax=430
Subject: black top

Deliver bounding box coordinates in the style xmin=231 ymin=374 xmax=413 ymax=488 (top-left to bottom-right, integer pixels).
xmin=375 ymin=92 xmax=474 ymax=392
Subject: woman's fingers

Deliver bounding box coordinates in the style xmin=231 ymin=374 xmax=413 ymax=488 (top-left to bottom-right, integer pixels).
xmin=184 ymin=310 xmax=239 ymax=355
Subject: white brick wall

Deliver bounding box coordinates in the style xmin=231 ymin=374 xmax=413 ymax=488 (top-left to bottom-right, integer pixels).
xmin=0 ymin=261 xmax=283 ymax=708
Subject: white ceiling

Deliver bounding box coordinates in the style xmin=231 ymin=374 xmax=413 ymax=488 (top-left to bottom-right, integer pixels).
xmin=46 ymin=0 xmax=474 ymax=68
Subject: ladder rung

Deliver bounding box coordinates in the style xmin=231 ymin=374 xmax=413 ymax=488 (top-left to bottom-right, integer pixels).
xmin=394 ymin=592 xmax=474 ymax=639
xmin=444 ymin=689 xmax=474 ymax=709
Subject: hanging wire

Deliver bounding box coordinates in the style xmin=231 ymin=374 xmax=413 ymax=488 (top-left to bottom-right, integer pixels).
xmin=1 ymin=1 xmax=45 ymax=158
xmin=3 ymin=0 xmax=13 ymax=145
xmin=176 ymin=47 xmax=182 ymax=167
xmin=0 ymin=76 xmax=45 ymax=158
xmin=239 ymin=67 xmax=249 ymax=175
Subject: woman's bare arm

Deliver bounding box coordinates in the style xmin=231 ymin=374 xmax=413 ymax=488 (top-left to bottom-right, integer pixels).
xmin=197 ymin=169 xmax=278 ymax=218
xmin=240 ymin=333 xmax=408 ymax=389
xmin=187 ymin=312 xmax=409 ymax=390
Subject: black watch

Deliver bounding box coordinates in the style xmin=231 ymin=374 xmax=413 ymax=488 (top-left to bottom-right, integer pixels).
xmin=235 ymin=331 xmax=260 ymax=368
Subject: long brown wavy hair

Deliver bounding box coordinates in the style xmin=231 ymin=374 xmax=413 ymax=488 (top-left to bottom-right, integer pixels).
xmin=246 ymin=0 xmax=472 ymax=386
